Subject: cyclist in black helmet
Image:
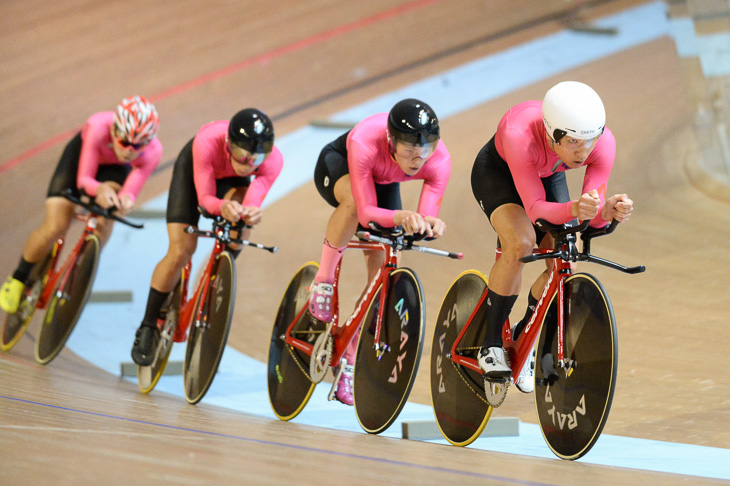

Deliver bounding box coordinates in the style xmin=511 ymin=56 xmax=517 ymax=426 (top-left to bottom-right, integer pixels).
xmin=310 ymin=98 xmax=452 ymax=405
xmin=131 ymin=108 xmax=283 ymax=366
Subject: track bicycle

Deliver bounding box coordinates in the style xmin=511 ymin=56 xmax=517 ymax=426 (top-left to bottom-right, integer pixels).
xmin=268 ymin=224 xmax=462 ymax=434
xmin=430 ymin=219 xmax=645 ymax=460
xmin=0 ymin=190 xmax=143 ymax=365
xmin=136 ymin=206 xmax=278 ymax=404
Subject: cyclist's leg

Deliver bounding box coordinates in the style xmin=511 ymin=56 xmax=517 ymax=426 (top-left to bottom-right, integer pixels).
xmin=476 ymin=205 xmax=533 ymax=377
xmin=471 ymin=141 xmax=531 ymax=378
xmin=334 ymin=178 xmax=400 ymax=404
xmin=1 ymin=249 xmax=55 ymax=350
xmin=512 ymin=171 xmax=571 ymax=341
xmin=133 ymin=140 xmax=199 ymax=365
xmin=137 ymin=273 xmax=185 ymax=393
xmin=1 ymin=197 xmax=76 ymax=315
xmin=509 ymin=173 xmax=574 ymax=392
xmin=22 ymin=197 xmax=76 ymax=265
xmin=311 ymin=142 xmax=355 ymax=322
xmin=2 ymin=135 xmax=81 ymax=314
xmin=320 ymin=175 xmax=356 ymax=265
xmin=22 ymin=133 xmax=82 ymax=265
xmin=132 ymin=222 xmax=197 ymax=366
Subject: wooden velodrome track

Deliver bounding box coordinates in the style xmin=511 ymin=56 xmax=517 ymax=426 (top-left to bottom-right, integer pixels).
xmin=1 ymin=1 xmax=729 ymax=484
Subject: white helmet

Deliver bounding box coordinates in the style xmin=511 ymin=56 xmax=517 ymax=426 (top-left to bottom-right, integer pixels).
xmin=542 ymin=81 xmax=605 ymax=142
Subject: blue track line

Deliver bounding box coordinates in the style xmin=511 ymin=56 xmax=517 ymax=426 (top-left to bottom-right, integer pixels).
xmin=1 ymin=394 xmax=555 ymax=486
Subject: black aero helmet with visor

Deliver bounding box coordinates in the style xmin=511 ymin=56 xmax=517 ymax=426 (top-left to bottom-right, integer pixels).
xmin=387 ymin=98 xmax=440 ymax=159
xmin=226 ymin=108 xmax=274 ymax=167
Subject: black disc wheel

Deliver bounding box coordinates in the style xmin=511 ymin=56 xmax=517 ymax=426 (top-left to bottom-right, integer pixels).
xmin=138 ymin=276 xmax=185 ymax=393
xmin=183 ymin=251 xmax=236 ymax=404
xmin=535 ymin=273 xmax=617 ymax=460
xmin=430 ymin=270 xmax=494 ymax=446
xmin=35 ymin=235 xmax=100 ymax=365
xmin=267 ymin=262 xmax=322 ymax=421
xmin=354 ymin=268 xmax=425 ymax=434
xmin=1 ymin=251 xmax=55 ymax=351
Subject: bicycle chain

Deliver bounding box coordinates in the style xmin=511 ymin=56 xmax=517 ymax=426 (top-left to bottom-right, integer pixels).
xmin=286 ymin=344 xmax=313 ymax=381
xmin=282 ymin=312 xmax=327 ymax=383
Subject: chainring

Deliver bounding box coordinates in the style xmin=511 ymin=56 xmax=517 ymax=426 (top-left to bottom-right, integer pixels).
xmin=309 ymin=321 xmax=333 ymax=383
xmin=484 ymin=378 xmax=509 ymax=408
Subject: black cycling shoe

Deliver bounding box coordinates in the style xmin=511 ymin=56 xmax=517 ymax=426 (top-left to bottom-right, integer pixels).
xmin=131 ymin=325 xmax=159 ymax=366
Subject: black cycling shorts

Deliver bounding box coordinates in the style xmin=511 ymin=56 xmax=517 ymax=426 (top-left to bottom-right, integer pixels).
xmin=46 ymin=133 xmax=131 ymax=198
xmin=313 ymin=131 xmax=402 ymax=213
xmin=471 ymin=135 xmax=570 ymax=244
xmin=166 ymin=138 xmax=251 ymax=226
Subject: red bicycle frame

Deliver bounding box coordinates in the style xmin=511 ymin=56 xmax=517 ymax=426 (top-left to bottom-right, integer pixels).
xmin=36 ymin=213 xmax=100 ymax=310
xmin=448 ymin=245 xmax=573 ymax=381
xmin=176 ymin=239 xmax=227 ymax=342
xmin=283 ymin=238 xmax=397 ymax=367
xmin=170 ymin=261 xmax=192 ymax=343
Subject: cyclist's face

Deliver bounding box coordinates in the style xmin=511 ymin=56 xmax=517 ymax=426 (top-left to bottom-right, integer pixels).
xmin=392 ymin=141 xmax=435 ymax=176
xmin=227 ymin=144 xmax=268 ymax=176
xmin=111 ymin=127 xmax=144 ymax=162
xmin=549 ymin=132 xmax=600 ymax=168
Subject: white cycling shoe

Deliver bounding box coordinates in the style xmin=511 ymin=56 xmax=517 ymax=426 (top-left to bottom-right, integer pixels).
xmin=515 ymin=347 xmax=536 ymax=393
xmin=477 ymin=346 xmax=511 ymax=380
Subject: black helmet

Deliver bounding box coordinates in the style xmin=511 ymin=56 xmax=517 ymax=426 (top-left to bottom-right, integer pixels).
xmin=387 ymin=98 xmax=440 ymax=148
xmin=227 ymin=108 xmax=274 ymax=155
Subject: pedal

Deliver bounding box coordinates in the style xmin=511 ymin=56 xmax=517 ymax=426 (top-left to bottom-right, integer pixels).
xmin=327 ymin=358 xmax=347 ymax=401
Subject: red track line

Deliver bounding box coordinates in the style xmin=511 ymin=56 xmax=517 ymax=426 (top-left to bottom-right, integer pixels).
xmin=1 ymin=0 xmax=441 ymax=176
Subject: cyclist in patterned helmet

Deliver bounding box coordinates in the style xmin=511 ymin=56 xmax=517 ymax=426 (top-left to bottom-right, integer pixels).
xmin=0 ymin=96 xmax=162 ymax=315
xmin=471 ymin=81 xmax=633 ymax=393
xmin=130 ymin=108 xmax=283 ymax=367
xmin=309 ymin=98 xmax=452 ymax=405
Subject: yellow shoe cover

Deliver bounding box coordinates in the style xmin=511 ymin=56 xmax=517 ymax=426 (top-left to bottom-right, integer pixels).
xmin=0 ymin=277 xmax=25 ymax=314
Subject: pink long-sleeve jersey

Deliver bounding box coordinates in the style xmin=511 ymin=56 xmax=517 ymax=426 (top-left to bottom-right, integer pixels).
xmin=192 ymin=120 xmax=283 ymax=215
xmin=76 ymin=111 xmax=162 ymax=201
xmin=495 ymin=100 xmax=616 ymax=227
xmin=347 ymin=113 xmax=451 ymax=228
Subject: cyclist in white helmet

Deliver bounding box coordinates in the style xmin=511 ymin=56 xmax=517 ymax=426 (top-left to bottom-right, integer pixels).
xmin=470 ymin=81 xmax=633 ymax=392
xmin=0 ymin=96 xmax=162 ymax=315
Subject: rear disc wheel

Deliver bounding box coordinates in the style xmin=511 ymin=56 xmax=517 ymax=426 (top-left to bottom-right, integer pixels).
xmin=267 ymin=262 xmax=322 ymax=421
xmin=430 ymin=270 xmax=493 ymax=446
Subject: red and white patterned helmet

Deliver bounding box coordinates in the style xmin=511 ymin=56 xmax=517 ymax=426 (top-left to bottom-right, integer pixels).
xmin=113 ymin=96 xmax=160 ymax=146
